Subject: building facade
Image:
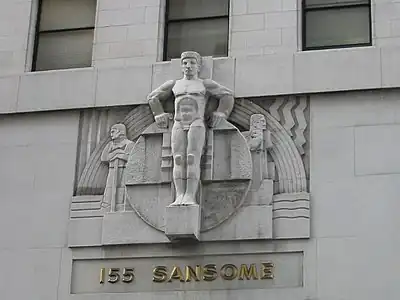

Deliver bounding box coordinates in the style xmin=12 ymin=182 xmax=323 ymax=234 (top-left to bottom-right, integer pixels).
xmin=0 ymin=0 xmax=400 ymax=299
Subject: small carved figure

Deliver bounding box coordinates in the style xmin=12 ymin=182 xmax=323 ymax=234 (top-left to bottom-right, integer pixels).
xmin=101 ymin=123 xmax=134 ymax=212
xmin=246 ymin=114 xmax=272 ymax=181
xmin=147 ymin=51 xmax=234 ymax=206
xmin=248 ymin=114 xmax=267 ymax=152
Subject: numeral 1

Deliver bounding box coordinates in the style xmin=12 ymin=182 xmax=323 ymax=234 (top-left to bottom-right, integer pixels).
xmin=99 ymin=268 xmax=105 ymax=284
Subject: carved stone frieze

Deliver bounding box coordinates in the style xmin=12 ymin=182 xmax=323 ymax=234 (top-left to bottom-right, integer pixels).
xmin=68 ymin=53 xmax=310 ymax=247
xmin=232 ymin=99 xmax=308 ymax=194
xmin=124 ymin=119 xmax=252 ymax=233
xmin=253 ymin=95 xmax=310 ymax=178
xmin=75 ymin=105 xmax=153 ymax=198
xmin=128 ymin=51 xmax=253 ymax=240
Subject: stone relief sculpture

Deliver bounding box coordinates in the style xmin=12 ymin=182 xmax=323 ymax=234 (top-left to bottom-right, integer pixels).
xmin=147 ymin=51 xmax=235 ymax=206
xmin=100 ymin=123 xmax=134 ymax=212
xmin=246 ymin=114 xmax=270 ymax=152
xmin=245 ymin=114 xmax=272 ymax=182
xmin=259 ymin=96 xmax=308 ymax=158
xmin=69 ymin=56 xmax=311 ymax=247
xmin=124 ymin=51 xmax=253 ymax=241
xmin=243 ymin=114 xmax=274 ymax=210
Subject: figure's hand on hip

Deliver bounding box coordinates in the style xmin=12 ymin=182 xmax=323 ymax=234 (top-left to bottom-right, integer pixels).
xmin=155 ymin=113 xmax=172 ymax=128
xmin=210 ymin=112 xmax=227 ymax=128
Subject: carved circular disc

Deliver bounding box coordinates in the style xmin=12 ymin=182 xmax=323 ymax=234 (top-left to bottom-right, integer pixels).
xmin=125 ymin=121 xmax=252 ymax=232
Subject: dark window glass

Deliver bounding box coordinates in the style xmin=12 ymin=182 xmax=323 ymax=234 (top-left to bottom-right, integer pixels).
xmin=164 ymin=0 xmax=229 ymax=60
xmin=33 ymin=0 xmax=96 ymax=71
xmin=303 ymin=0 xmax=371 ymax=50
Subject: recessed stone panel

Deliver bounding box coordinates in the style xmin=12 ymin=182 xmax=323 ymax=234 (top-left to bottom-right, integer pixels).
xmin=71 ymin=252 xmax=303 ymax=294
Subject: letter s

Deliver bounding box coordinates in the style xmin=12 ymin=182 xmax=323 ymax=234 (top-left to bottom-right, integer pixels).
xmin=153 ymin=266 xmax=168 ymax=283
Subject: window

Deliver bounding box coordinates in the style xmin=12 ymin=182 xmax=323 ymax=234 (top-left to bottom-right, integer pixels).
xmin=302 ymin=0 xmax=372 ymax=50
xmin=32 ymin=0 xmax=96 ymax=71
xmin=164 ymin=0 xmax=229 ymax=60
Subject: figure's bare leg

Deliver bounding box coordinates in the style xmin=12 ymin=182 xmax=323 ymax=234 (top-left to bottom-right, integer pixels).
xmin=171 ymin=122 xmax=186 ymax=206
xmin=183 ymin=123 xmax=205 ymax=205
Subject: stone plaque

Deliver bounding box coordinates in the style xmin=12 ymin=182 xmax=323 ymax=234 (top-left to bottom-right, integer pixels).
xmin=71 ymin=252 xmax=303 ymax=294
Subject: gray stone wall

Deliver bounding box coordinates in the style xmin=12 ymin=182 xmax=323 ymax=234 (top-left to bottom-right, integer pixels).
xmin=0 ymin=0 xmax=33 ymax=75
xmin=94 ymin=0 xmax=164 ymax=67
xmin=0 ymin=0 xmax=400 ymax=299
xmin=309 ymin=89 xmax=400 ymax=300
xmin=1 ymin=90 xmax=400 ymax=299
xmin=0 ymin=111 xmax=79 ymax=300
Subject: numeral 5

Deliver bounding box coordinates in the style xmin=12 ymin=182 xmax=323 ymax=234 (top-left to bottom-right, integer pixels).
xmin=122 ymin=268 xmax=134 ymax=282
xmin=108 ymin=268 xmax=120 ymax=283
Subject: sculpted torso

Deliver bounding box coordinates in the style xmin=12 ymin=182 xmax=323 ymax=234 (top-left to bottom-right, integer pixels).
xmin=147 ymin=51 xmax=234 ymax=206
xmin=173 ymin=79 xmax=207 ymax=129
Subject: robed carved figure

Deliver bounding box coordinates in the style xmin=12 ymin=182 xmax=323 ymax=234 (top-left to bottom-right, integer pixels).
xmin=101 ymin=123 xmax=134 ymax=212
xmin=147 ymin=51 xmax=235 ymax=206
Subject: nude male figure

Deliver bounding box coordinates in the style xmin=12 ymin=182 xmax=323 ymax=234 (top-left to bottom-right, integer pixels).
xmin=147 ymin=51 xmax=234 ymax=206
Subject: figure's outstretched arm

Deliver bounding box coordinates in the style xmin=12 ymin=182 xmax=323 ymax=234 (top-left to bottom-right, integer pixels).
xmin=204 ymin=79 xmax=234 ymax=118
xmin=147 ymin=80 xmax=175 ymax=117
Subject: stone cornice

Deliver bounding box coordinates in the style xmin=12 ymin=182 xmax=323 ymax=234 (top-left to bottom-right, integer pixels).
xmin=0 ymin=46 xmax=399 ymax=114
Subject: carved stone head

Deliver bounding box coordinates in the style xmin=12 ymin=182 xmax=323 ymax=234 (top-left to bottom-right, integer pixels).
xmin=250 ymin=114 xmax=266 ymax=131
xmin=180 ymin=51 xmax=201 ymax=77
xmin=110 ymin=123 xmax=127 ymax=140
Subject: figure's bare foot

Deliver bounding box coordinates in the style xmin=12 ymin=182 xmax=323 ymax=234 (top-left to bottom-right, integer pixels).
xmin=181 ymin=193 xmax=197 ymax=206
xmin=170 ymin=194 xmax=184 ymax=206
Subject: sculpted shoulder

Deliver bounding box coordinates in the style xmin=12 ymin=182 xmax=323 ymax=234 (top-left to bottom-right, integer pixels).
xmin=147 ymin=80 xmax=176 ymax=100
xmin=157 ymin=80 xmax=176 ymax=91
xmin=202 ymin=78 xmax=217 ymax=89
xmin=203 ymin=79 xmax=233 ymax=96
xmin=163 ymin=79 xmax=176 ymax=88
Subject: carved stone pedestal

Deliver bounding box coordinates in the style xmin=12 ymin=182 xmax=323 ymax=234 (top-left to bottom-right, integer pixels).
xmin=165 ymin=204 xmax=201 ymax=241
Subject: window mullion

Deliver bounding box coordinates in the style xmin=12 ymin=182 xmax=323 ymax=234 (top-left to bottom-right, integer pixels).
xmin=305 ymin=2 xmax=370 ymax=12
xmin=167 ymin=14 xmax=229 ymax=23
xmin=39 ymin=26 xmax=95 ymax=34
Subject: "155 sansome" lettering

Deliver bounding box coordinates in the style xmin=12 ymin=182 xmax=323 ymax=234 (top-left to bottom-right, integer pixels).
xmin=99 ymin=263 xmax=273 ymax=284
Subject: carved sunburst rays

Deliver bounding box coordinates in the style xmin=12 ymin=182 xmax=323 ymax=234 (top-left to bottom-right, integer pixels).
xmin=76 ymin=106 xmax=153 ymax=195
xmin=230 ymin=99 xmax=307 ymax=194
xmin=266 ymin=96 xmax=308 ymax=156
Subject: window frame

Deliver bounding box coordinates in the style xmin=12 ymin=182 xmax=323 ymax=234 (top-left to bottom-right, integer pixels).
xmin=32 ymin=0 xmax=95 ymax=71
xmin=301 ymin=0 xmax=373 ymax=51
xmin=163 ymin=0 xmax=230 ymax=61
